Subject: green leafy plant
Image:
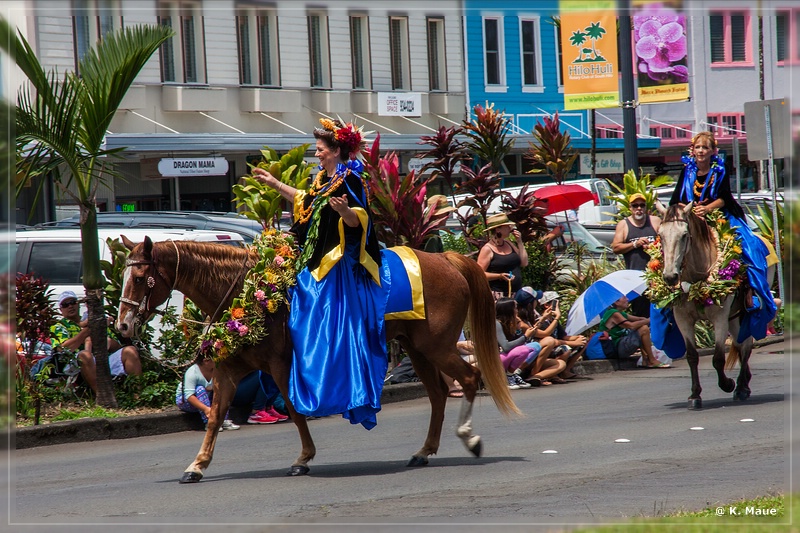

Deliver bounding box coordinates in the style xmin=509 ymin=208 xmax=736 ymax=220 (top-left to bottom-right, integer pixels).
xmin=607 ymin=168 xmax=674 ymax=220
xmin=524 ymin=112 xmax=579 ymax=185
xmin=747 ymin=199 xmax=784 ymax=254
xmin=461 ymin=103 xmax=514 ymax=173
xmin=234 ymin=144 xmax=313 ymax=229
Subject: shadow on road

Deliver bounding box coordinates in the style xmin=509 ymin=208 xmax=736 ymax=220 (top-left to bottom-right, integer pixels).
xmin=663 ymin=393 xmax=784 ymax=410
xmin=170 ymin=455 xmax=528 ymax=484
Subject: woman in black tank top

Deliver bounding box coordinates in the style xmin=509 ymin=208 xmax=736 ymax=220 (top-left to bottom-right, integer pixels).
xmin=477 ymin=214 xmax=528 ymax=298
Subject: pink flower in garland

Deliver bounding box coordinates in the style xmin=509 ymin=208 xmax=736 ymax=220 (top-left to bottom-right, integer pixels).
xmin=238 ymin=325 xmax=249 ymax=336
xmin=254 ymin=289 xmax=266 ymax=301
xmin=274 ymin=256 xmax=284 ymax=267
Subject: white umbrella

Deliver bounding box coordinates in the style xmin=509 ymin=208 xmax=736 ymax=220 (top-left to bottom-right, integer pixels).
xmin=565 ymin=270 xmax=648 ymax=335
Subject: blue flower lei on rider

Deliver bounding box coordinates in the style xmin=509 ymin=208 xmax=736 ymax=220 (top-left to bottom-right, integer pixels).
xmin=680 ymin=153 xmax=725 ymax=204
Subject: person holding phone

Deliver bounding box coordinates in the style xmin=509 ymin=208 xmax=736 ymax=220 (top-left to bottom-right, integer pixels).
xmin=477 ymin=213 xmax=528 ymax=300
xmin=533 ymin=291 xmax=590 ymax=381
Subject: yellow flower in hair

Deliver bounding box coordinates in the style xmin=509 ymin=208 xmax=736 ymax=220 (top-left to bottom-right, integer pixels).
xmin=319 ymin=118 xmax=337 ymax=131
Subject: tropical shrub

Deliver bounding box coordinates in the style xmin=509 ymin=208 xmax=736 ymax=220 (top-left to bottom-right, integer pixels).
xmin=607 ymin=168 xmax=674 ymax=220
xmin=524 ymin=112 xmax=579 ymax=185
xmin=461 ymin=103 xmax=514 ymax=173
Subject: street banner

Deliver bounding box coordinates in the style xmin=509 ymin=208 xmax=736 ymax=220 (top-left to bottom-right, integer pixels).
xmin=633 ymin=0 xmax=690 ymax=104
xmin=559 ymin=0 xmax=619 ymax=110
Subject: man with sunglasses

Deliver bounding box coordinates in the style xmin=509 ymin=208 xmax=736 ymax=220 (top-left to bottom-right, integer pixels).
xmin=49 ymin=291 xmax=141 ymax=394
xmin=611 ymin=193 xmax=662 ymax=318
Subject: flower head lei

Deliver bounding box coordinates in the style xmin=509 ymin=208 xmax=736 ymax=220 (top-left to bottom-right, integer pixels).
xmin=643 ymin=209 xmax=746 ymax=309
xmin=317 ymin=117 xmax=370 ymax=159
xmin=182 ymin=230 xmax=299 ymax=363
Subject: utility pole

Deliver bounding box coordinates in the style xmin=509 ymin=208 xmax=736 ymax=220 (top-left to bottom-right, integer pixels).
xmin=618 ymin=0 xmax=638 ymax=173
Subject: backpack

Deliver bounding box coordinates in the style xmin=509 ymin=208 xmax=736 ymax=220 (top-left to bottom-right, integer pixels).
xmin=385 ymin=356 xmax=419 ymax=384
xmin=585 ymin=331 xmax=618 ymax=360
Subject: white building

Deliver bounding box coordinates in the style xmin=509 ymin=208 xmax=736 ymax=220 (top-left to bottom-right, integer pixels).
xmin=9 ymin=0 xmax=466 ymax=221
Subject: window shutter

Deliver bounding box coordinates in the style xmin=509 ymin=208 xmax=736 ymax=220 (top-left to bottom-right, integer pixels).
xmin=390 ymin=18 xmax=404 ymax=89
xmin=710 ymin=15 xmax=725 ymax=62
xmin=730 ymin=14 xmax=746 ymax=62
xmin=427 ymin=20 xmax=440 ymax=90
xmin=237 ymin=17 xmax=251 ymax=85
xmin=258 ymin=16 xmax=273 ymax=85
xmin=182 ymin=16 xmax=197 ymax=83
xmin=776 ymin=13 xmax=786 ymax=62
xmin=485 ymin=19 xmax=500 ymax=85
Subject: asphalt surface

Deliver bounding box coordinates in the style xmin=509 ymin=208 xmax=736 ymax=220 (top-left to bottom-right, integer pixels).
xmin=6 ymin=336 xmax=790 ymax=531
xmin=13 ymin=335 xmax=785 ymax=450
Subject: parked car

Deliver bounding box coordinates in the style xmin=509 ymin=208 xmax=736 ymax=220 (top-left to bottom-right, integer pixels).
xmin=544 ymin=218 xmax=618 ymax=280
xmin=53 ymin=211 xmax=266 ymax=243
xmin=16 ymin=227 xmax=244 ymax=356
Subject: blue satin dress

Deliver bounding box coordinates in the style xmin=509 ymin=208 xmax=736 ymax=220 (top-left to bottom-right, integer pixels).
xmin=287 ymin=160 xmax=388 ymax=430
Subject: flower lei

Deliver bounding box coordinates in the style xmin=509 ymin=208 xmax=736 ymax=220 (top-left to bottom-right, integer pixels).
xmin=644 ymin=209 xmax=746 ymax=309
xmin=183 ymin=230 xmax=299 ymax=363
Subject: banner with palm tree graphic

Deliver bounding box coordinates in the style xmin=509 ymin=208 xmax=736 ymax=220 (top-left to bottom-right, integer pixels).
xmin=559 ymin=0 xmax=619 ymax=110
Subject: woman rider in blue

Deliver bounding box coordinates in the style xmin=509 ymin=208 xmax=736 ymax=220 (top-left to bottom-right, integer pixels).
xmin=669 ymin=131 xmax=776 ymax=341
xmin=251 ymin=119 xmax=387 ymax=429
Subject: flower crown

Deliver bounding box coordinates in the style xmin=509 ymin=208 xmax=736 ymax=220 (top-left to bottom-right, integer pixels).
xmin=318 ymin=118 xmax=368 ymax=158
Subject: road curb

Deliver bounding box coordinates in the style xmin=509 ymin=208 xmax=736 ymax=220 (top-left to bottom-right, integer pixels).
xmin=13 ymin=336 xmax=784 ymax=450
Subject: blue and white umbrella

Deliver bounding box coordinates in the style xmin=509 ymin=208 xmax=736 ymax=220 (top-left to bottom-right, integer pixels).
xmin=565 ymin=270 xmax=648 ymax=335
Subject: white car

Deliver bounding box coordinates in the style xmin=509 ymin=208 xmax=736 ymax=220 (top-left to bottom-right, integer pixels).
xmin=16 ymin=227 xmax=244 ymax=356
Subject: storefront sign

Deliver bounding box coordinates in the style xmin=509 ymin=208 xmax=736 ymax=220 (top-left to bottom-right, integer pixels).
xmin=559 ymin=0 xmax=619 ymax=110
xmin=407 ymin=157 xmax=462 ymax=175
xmin=378 ymin=92 xmax=422 ymax=117
xmin=579 ymin=152 xmax=624 ymax=175
xmin=157 ymin=157 xmax=229 ymax=177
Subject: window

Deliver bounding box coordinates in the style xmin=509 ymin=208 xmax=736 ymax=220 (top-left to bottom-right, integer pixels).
xmin=236 ymin=6 xmax=280 ymax=86
xmin=776 ymin=9 xmax=800 ymax=64
xmin=709 ymin=11 xmax=752 ymax=65
xmin=72 ymin=0 xmax=123 ymax=71
xmin=483 ymin=17 xmax=505 ymax=88
xmin=308 ymin=12 xmax=331 ymax=88
xmin=389 ymin=16 xmax=410 ymax=90
xmin=707 ymin=113 xmax=746 ymax=137
xmin=519 ymin=17 xmax=542 ymax=90
xmin=555 ymin=23 xmax=563 ymax=87
xmin=27 ymin=243 xmax=83 ymax=284
xmin=158 ymin=1 xmax=206 ymax=83
xmin=350 ymin=15 xmax=371 ymax=89
xmin=427 ymin=17 xmax=446 ymax=91
xmin=596 ymin=125 xmax=622 ymax=139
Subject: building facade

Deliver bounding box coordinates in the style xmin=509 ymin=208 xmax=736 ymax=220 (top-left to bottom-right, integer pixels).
xmin=11 ymin=0 xmax=467 ymax=223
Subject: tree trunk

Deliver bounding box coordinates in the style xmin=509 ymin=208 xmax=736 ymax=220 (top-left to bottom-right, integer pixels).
xmin=80 ymin=203 xmax=117 ymax=407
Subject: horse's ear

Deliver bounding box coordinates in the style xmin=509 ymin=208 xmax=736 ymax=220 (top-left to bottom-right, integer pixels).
xmin=143 ymin=236 xmax=153 ymax=256
xmin=121 ymin=235 xmax=137 ymax=251
xmin=683 ymin=202 xmax=694 ymax=216
xmin=654 ymin=200 xmax=667 ymax=217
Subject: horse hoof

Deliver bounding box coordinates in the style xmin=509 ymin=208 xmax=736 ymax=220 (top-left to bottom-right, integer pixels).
xmin=286 ymin=465 xmax=310 ymax=476
xmin=733 ymin=389 xmax=751 ymax=402
xmin=468 ymin=438 xmax=483 ymax=458
xmin=179 ymin=471 xmax=203 ymax=484
xmin=688 ymin=398 xmax=702 ymax=410
xmin=407 ymin=455 xmax=429 ymax=467
xmin=721 ymin=378 xmax=736 ymax=393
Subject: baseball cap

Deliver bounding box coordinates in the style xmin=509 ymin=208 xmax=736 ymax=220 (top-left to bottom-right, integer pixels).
xmin=514 ymin=286 xmax=543 ymax=307
xmin=629 ymin=193 xmax=647 ymax=204
xmin=540 ymin=291 xmax=560 ymax=304
xmin=58 ymin=290 xmax=78 ymax=306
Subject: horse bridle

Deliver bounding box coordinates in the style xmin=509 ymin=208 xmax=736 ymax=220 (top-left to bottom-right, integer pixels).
xmin=120 ymin=240 xmax=181 ymax=328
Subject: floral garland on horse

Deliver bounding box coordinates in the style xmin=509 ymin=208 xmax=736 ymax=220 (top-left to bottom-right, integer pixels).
xmin=183 ymin=230 xmax=299 ymax=363
xmin=644 ymin=208 xmax=746 ymax=309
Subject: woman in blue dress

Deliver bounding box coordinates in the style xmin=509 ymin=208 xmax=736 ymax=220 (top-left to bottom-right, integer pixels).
xmin=669 ymin=131 xmax=776 ymax=341
xmin=252 ymin=119 xmax=387 ymax=429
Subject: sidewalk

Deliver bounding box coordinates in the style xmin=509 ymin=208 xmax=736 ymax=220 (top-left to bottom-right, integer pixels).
xmin=14 ymin=335 xmax=785 ymax=450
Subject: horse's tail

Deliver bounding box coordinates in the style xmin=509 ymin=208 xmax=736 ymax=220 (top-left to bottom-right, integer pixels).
xmin=443 ymin=252 xmax=521 ymax=417
xmin=725 ymin=342 xmax=740 ymax=371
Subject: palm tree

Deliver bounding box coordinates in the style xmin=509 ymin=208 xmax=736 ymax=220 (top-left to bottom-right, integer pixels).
xmin=584 ymin=21 xmax=606 ymax=60
xmin=3 ymin=19 xmax=173 ymax=407
xmin=569 ymin=30 xmax=588 ymax=61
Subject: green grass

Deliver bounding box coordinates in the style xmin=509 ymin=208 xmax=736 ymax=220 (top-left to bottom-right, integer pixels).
xmin=16 ymin=405 xmax=123 ymax=427
xmin=572 ymin=494 xmax=791 ymax=532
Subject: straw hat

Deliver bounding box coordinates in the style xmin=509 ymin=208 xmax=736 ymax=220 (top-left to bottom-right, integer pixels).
xmin=485 ymin=213 xmax=515 ymax=231
xmin=540 ymin=291 xmax=560 ymax=305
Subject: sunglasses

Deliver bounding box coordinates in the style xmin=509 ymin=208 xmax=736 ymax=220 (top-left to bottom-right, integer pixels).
xmin=60 ymin=300 xmax=78 ymax=307
xmin=630 ymin=203 xmax=646 ymax=209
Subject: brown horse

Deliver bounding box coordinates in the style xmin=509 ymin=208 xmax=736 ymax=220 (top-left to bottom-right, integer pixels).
xmin=657 ymin=203 xmax=775 ymax=410
xmin=117 ymin=236 xmax=519 ymax=483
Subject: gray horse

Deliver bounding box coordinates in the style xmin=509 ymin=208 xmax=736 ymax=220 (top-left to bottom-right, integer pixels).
xmin=656 ymin=203 xmax=775 ymax=410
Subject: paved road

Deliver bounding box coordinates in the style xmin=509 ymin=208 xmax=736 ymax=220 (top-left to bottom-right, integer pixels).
xmin=7 ymin=341 xmax=791 ymax=531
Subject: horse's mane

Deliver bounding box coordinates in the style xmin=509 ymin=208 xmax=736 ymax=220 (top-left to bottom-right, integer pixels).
xmin=663 ymin=204 xmax=714 ymax=248
xmin=155 ymin=240 xmax=256 ymax=293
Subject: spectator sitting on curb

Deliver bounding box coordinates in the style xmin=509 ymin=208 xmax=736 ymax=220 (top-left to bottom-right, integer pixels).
xmin=535 ymin=291 xmax=589 ymax=381
xmin=600 ymin=295 xmax=671 ymax=368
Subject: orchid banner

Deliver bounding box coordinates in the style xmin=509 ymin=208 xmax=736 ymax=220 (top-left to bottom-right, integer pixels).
xmin=559 ymin=0 xmax=619 ymax=110
xmin=633 ymin=0 xmax=690 ymax=104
